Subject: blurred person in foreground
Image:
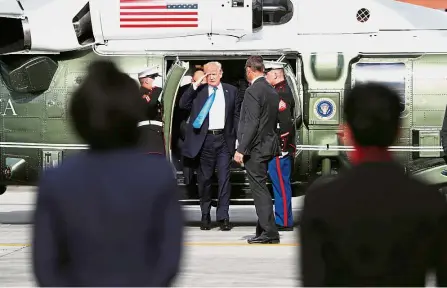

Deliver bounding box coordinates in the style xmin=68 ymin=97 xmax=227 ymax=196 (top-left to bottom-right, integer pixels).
xmin=32 ymin=60 xmax=183 ymax=287
xmin=300 ymin=83 xmax=447 ymax=286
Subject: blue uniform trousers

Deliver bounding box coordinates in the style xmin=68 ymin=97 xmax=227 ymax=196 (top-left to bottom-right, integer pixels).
xmin=268 ymin=155 xmax=293 ymax=227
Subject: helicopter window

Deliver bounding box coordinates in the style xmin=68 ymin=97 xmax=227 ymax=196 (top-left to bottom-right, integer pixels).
xmin=263 ymin=0 xmax=293 ymax=25
xmin=353 ymin=62 xmax=406 ymax=113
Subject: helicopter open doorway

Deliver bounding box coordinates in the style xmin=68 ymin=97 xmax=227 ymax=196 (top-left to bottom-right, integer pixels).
xmin=161 ymin=54 xmax=303 ymax=202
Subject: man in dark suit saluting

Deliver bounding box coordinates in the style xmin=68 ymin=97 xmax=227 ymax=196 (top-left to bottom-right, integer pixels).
xmin=179 ymin=61 xmax=240 ymax=231
xmin=234 ymin=55 xmax=281 ymax=244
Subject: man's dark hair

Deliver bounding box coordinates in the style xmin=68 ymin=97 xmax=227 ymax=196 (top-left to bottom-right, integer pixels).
xmin=344 ymin=82 xmax=401 ymax=147
xmin=69 ymin=60 xmax=145 ymax=150
xmin=245 ymin=55 xmax=264 ymax=72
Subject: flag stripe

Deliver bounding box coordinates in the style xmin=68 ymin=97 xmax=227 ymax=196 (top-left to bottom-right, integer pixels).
xmin=120 ymin=17 xmax=197 ymax=21
xmin=120 ymin=5 xmax=167 ymax=9
xmin=120 ymin=0 xmax=160 ymax=2
xmin=120 ymin=11 xmax=198 ymax=15
xmin=120 ymin=23 xmax=198 ymax=28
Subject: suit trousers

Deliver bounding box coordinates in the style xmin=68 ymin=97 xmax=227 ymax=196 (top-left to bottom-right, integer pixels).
xmin=197 ymin=133 xmax=231 ymax=221
xmin=244 ymin=152 xmax=279 ymax=238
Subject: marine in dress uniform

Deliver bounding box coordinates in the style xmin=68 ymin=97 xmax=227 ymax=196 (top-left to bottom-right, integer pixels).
xmin=264 ymin=62 xmax=296 ymax=231
xmin=137 ymin=67 xmax=165 ymax=155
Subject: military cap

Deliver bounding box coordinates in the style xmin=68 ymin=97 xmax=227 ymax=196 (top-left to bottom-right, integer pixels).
xmin=138 ymin=66 xmax=160 ymax=79
xmin=264 ymin=62 xmax=284 ymax=72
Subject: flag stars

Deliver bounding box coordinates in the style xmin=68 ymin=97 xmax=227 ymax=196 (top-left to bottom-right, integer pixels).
xmin=167 ymin=4 xmax=198 ymax=9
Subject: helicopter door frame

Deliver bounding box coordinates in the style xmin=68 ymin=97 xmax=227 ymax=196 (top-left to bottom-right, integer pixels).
xmin=161 ymin=59 xmax=189 ymax=160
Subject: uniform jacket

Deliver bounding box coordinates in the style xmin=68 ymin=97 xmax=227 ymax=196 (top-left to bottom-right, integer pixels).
xmin=32 ymin=150 xmax=183 ymax=287
xmin=300 ymin=160 xmax=447 ymax=287
xmin=273 ymin=80 xmax=296 ymax=155
xmin=237 ymin=77 xmax=281 ymax=158
xmin=179 ymin=83 xmax=240 ymax=159
xmin=140 ymin=86 xmax=162 ymax=121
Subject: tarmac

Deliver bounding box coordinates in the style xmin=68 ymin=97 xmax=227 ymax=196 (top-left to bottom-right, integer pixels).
xmin=0 ymin=187 xmax=441 ymax=287
xmin=0 ymin=187 xmax=300 ymax=287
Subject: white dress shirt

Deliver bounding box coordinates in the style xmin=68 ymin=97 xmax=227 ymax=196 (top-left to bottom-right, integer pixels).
xmin=207 ymin=83 xmax=226 ymax=130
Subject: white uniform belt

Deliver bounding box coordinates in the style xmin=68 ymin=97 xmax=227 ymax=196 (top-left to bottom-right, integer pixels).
xmin=137 ymin=120 xmax=163 ymax=127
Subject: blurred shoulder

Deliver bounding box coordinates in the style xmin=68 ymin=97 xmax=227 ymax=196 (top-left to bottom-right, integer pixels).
xmin=305 ymin=175 xmax=339 ymax=200
xmin=36 ymin=152 xmax=88 ymax=195
xmin=406 ymin=175 xmax=446 ymax=208
xmin=139 ymin=153 xmax=176 ymax=179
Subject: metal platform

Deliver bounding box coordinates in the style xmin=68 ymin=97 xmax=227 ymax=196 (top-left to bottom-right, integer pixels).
xmin=0 ymin=186 xmax=304 ymax=225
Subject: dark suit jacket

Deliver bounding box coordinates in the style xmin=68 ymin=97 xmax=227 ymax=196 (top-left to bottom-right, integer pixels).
xmin=179 ymin=83 xmax=240 ymax=159
xmin=237 ymin=76 xmax=280 ymax=158
xmin=32 ymin=150 xmax=183 ymax=287
xmin=300 ymin=161 xmax=447 ymax=287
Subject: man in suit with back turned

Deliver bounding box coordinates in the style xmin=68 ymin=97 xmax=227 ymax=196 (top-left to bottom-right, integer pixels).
xmin=179 ymin=61 xmax=240 ymax=231
xmin=234 ymin=55 xmax=281 ymax=244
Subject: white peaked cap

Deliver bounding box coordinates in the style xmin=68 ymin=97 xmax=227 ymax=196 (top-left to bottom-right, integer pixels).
xmin=264 ymin=62 xmax=284 ymax=70
xmin=180 ymin=75 xmax=193 ymax=87
xmin=138 ymin=66 xmax=160 ymax=79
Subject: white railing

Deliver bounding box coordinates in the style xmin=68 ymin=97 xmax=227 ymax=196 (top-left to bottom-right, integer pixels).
xmin=0 ymin=142 xmax=442 ymax=153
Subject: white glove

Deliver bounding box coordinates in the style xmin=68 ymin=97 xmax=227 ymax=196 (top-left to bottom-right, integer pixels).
xmin=280 ymin=151 xmax=289 ymax=158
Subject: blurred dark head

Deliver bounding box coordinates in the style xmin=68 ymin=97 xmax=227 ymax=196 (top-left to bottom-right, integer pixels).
xmin=69 ymin=60 xmax=144 ymax=151
xmin=343 ymin=82 xmax=401 ymax=148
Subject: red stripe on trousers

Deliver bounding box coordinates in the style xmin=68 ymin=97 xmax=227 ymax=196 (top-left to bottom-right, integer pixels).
xmin=275 ymin=156 xmax=288 ymax=227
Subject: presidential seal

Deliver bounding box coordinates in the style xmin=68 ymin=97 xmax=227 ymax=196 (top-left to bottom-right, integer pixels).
xmin=314 ymin=98 xmax=336 ymax=120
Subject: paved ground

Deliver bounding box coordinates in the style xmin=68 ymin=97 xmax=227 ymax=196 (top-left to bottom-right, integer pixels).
xmin=0 ymin=187 xmax=300 ymax=286
xmin=0 ymin=187 xmax=438 ymax=286
xmin=0 ymin=225 xmax=300 ymax=287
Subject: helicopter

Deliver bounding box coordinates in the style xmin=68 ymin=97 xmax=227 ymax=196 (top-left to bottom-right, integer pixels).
xmin=1 ymin=0 xmax=447 ymax=214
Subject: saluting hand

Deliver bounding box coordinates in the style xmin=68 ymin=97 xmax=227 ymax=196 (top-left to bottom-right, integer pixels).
xmin=234 ymin=151 xmax=244 ymax=164
xmin=192 ymin=73 xmax=208 ymax=90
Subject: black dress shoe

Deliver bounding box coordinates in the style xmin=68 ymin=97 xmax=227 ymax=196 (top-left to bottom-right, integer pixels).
xmin=200 ymin=214 xmax=211 ymax=230
xmin=219 ymin=219 xmax=231 ymax=231
xmin=276 ymin=225 xmax=294 ymax=231
xmin=247 ymin=235 xmax=280 ymax=244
